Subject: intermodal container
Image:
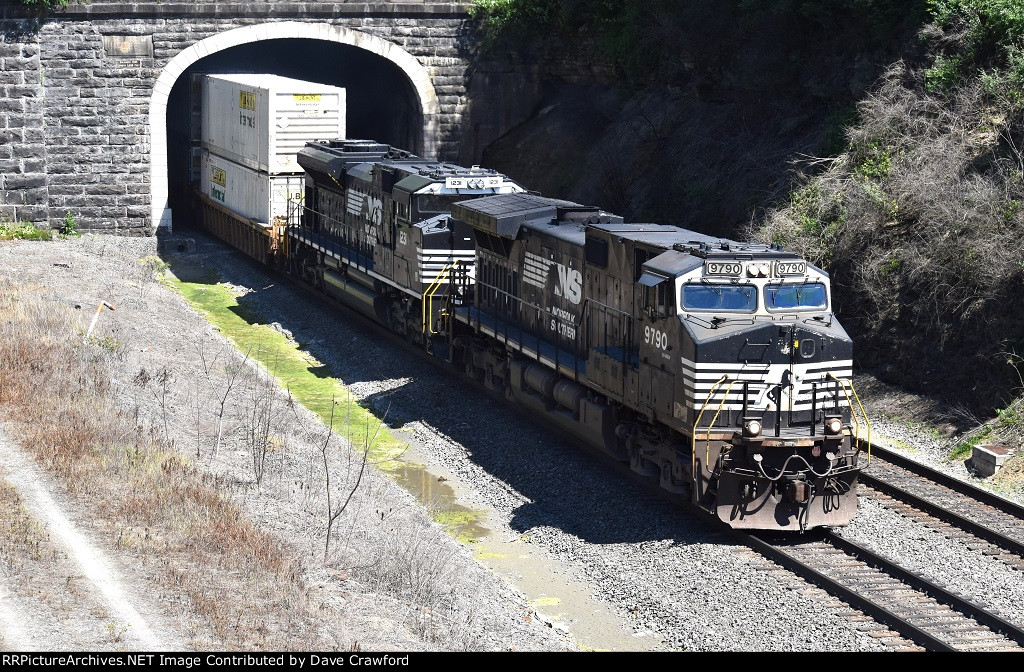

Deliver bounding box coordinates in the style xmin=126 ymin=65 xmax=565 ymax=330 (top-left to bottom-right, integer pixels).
xmin=200 ymin=150 xmax=304 ymax=226
xmin=201 ymin=73 xmax=346 ymax=175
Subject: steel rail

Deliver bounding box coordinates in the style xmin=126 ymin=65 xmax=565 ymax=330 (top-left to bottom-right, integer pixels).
xmin=865 ymin=440 xmax=1024 ymax=516
xmin=742 ymin=528 xmax=1024 ymax=651
xmin=742 ymin=530 xmax=954 ymax=652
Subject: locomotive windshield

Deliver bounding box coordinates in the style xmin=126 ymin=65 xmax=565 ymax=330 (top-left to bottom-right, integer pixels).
xmin=681 ymin=283 xmax=757 ymax=312
xmin=764 ymin=282 xmax=828 ymax=311
xmin=415 ymin=193 xmax=462 ymax=215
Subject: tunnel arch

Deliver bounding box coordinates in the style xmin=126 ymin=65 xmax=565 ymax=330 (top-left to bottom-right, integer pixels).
xmin=149 ymin=21 xmax=440 ymax=232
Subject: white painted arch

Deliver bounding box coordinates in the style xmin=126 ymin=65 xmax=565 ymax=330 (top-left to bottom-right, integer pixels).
xmin=148 ymin=21 xmax=440 ymax=232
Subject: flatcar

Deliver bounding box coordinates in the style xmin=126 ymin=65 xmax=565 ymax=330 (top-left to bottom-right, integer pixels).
xmin=195 ymin=139 xmax=869 ymax=531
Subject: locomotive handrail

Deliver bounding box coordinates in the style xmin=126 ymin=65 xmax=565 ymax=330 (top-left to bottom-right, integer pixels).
xmin=422 ymin=260 xmax=460 ymax=334
xmin=828 ymin=373 xmax=872 ymax=465
xmin=704 ymin=379 xmax=738 ymax=469
xmin=472 ymin=279 xmax=588 ymax=378
xmin=691 ymin=375 xmax=730 ymax=481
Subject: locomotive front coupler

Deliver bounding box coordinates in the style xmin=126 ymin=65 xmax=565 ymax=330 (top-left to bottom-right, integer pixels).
xmin=783 ymin=476 xmax=812 ymax=504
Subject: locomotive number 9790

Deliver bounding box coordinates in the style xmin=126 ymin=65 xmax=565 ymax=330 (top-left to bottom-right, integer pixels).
xmin=644 ymin=325 xmax=669 ymax=349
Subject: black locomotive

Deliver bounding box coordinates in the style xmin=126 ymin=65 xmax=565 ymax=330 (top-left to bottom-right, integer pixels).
xmin=196 ymin=138 xmax=869 ymax=531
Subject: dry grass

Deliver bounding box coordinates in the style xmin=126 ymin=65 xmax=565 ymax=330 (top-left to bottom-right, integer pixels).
xmin=0 ymin=479 xmax=52 ymax=570
xmin=0 ymin=283 xmax=319 ymax=649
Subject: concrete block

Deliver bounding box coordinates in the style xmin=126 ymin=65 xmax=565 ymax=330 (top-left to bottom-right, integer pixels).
xmin=157 ymin=236 xmax=196 ymax=254
xmin=970 ymin=444 xmax=1015 ymax=477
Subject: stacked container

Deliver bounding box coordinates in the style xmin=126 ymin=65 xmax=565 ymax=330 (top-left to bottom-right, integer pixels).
xmin=199 ymin=73 xmax=346 ymax=226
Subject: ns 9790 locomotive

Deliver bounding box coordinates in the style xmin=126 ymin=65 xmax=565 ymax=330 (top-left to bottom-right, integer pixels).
xmin=197 ymin=138 xmax=870 ymax=531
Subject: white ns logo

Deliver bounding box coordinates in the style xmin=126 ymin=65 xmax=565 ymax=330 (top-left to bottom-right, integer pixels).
xmin=365 ymin=196 xmax=383 ymax=226
xmin=554 ymin=264 xmax=582 ymax=305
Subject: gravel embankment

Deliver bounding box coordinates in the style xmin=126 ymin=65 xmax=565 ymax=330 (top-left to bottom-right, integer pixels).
xmin=6 ymin=230 xmax=1022 ymax=652
xmin=174 ymin=230 xmax=1024 ymax=652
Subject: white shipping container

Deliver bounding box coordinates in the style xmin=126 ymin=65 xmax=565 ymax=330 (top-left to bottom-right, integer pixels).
xmin=201 ymin=150 xmax=304 ymax=226
xmin=202 ymin=73 xmax=346 ymax=174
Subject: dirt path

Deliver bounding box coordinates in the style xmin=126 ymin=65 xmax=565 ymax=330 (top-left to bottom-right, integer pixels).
xmin=0 ymin=581 xmax=33 ymax=651
xmin=0 ymin=429 xmax=187 ymax=651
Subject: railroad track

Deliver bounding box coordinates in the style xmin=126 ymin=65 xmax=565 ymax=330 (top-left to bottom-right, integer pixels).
xmin=745 ymin=529 xmax=1024 ymax=651
xmin=861 ymin=442 xmax=1024 ymax=570
xmin=735 ymin=441 xmax=1024 ymax=651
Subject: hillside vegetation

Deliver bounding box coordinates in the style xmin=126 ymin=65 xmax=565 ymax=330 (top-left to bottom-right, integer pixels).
xmin=470 ymin=0 xmax=1024 ymax=416
xmin=750 ymin=1 xmax=1024 ymax=412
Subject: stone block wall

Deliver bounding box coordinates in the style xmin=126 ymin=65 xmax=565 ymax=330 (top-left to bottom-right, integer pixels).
xmin=0 ymin=21 xmax=46 ymax=225
xmin=0 ymin=3 xmax=473 ymax=234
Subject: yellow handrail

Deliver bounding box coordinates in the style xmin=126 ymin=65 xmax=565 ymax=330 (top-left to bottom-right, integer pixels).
xmin=691 ymin=375 xmax=730 ymax=481
xmin=828 ymin=373 xmax=872 ymax=465
xmin=422 ymin=260 xmax=459 ymax=334
xmin=705 ymin=379 xmax=738 ymax=468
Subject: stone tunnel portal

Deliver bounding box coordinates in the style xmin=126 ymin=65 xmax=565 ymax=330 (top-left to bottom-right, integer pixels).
xmin=150 ymin=22 xmax=441 ymax=232
xmin=165 ymin=37 xmax=424 ymax=228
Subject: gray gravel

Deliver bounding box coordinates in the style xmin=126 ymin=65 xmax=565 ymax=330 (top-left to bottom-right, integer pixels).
xmin=835 ymin=497 xmax=1024 ymax=627
xmin=835 ymin=410 xmax=1024 ymax=637
xmin=49 ymin=230 xmax=1020 ymax=651
xmin=171 ymin=230 xmax=1007 ymax=652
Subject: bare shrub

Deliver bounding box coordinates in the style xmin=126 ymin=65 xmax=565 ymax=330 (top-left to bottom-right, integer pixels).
xmin=245 ymin=350 xmax=282 ymax=486
xmin=349 ymin=508 xmax=485 ymax=650
xmin=321 ymin=400 xmax=372 ymax=560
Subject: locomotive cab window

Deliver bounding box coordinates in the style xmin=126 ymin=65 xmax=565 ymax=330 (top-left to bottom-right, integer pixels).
xmin=639 ymin=272 xmax=673 ymax=318
xmin=415 ymin=194 xmax=459 ymax=215
xmin=655 ymin=281 xmax=674 ymax=317
xmin=764 ymin=282 xmax=827 ymax=312
xmin=681 ymin=283 xmax=757 ymax=312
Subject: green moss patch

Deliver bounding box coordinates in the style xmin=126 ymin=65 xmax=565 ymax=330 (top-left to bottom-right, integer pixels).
xmin=167 ymin=275 xmax=406 ymax=468
xmin=164 ymin=269 xmax=491 ymax=542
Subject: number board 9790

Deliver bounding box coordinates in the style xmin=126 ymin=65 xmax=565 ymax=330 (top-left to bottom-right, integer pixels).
xmin=704 ymin=261 xmax=742 ymax=277
xmin=774 ymin=260 xmax=807 ymax=276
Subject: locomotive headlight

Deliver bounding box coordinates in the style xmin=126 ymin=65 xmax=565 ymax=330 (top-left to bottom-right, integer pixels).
xmin=758 ymin=263 xmax=770 ymax=277
xmin=742 ymin=417 xmax=763 ymax=438
xmin=824 ymin=415 xmax=843 ymax=436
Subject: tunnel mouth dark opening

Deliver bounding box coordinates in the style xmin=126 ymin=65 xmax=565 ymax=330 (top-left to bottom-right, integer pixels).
xmin=164 ymin=37 xmax=423 ymax=230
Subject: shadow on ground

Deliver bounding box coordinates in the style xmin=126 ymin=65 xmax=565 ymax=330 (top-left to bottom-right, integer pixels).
xmin=156 ymin=226 xmax=732 ymax=548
